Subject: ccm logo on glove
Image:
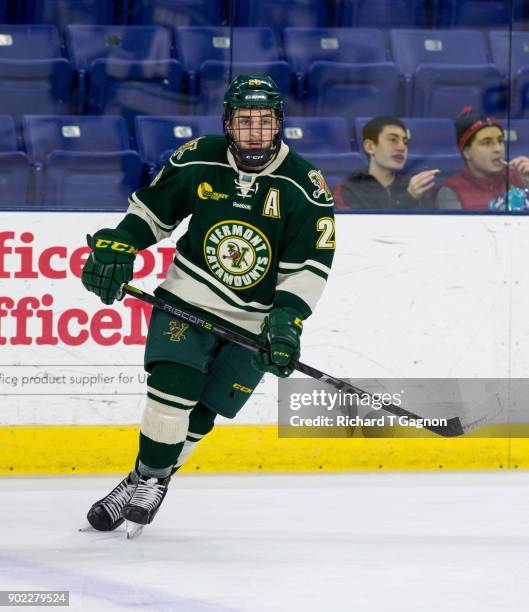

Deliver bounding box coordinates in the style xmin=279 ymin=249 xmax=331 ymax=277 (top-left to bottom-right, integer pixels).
xmin=94 ymin=239 xmax=138 ymax=255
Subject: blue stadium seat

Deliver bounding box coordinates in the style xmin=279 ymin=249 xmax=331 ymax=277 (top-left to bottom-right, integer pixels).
xmin=304 ymin=152 xmax=364 ymax=191
xmin=66 ymin=25 xmax=173 ymax=70
xmin=128 ymin=0 xmax=224 ymax=27
xmin=284 ymin=28 xmax=389 ymax=74
xmin=0 ymin=26 xmax=73 ymax=132
xmin=283 ymin=116 xmax=358 ymax=189
xmin=0 ymin=115 xmax=30 ymax=206
xmin=500 ymin=120 xmax=529 ymax=159
xmin=354 ymin=116 xmax=462 ymax=176
xmin=490 ymin=31 xmax=529 ymax=117
xmin=0 ymin=1 xmax=8 ymax=22
xmin=174 ymin=26 xmax=287 ymax=89
xmin=340 ymin=0 xmax=430 ymax=28
xmin=23 ymin=115 xmax=142 ymax=209
xmin=438 ymin=0 xmax=525 ymax=28
xmin=306 ymin=62 xmax=400 ymax=126
xmin=25 ymin=0 xmax=118 ymax=26
xmin=173 ymin=27 xmax=291 ymax=113
xmin=235 ymin=0 xmax=331 ymax=30
xmin=390 ymin=29 xmax=505 ymax=117
xmin=135 ymin=115 xmax=222 ymax=179
xmin=66 ymin=25 xmax=178 ymax=121
xmin=284 ymin=27 xmax=389 ymax=98
xmin=283 ymin=116 xmax=352 ymax=153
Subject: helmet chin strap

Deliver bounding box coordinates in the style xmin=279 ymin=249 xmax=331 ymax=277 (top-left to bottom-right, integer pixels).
xmin=231 ymin=144 xmax=279 ymax=170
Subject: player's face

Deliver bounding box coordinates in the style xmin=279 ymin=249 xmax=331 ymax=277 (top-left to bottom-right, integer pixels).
xmin=228 ymin=108 xmax=279 ymax=151
xmin=364 ymin=126 xmax=409 ymax=172
xmin=463 ymin=127 xmax=505 ymax=177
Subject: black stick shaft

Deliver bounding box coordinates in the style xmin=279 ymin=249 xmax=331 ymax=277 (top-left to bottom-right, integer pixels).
xmin=120 ymin=284 xmax=464 ymax=437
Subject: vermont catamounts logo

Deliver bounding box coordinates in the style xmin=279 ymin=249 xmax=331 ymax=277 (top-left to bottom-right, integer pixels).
xmin=164 ymin=320 xmax=189 ymax=342
xmin=204 ymin=221 xmax=271 ymax=290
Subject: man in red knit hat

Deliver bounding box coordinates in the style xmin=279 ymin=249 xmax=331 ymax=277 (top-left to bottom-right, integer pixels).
xmin=436 ymin=107 xmax=529 ymax=210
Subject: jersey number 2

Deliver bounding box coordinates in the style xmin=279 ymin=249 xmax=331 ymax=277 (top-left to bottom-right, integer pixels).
xmin=316 ymin=217 xmax=335 ymax=249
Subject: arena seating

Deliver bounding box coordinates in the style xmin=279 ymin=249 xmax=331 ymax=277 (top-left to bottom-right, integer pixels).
xmin=438 ymin=0 xmax=523 ymax=28
xmin=501 ymin=120 xmax=529 ymax=159
xmin=283 ymin=116 xmax=361 ymax=188
xmin=340 ymin=0 xmax=431 ymax=28
xmin=0 ymin=1 xmax=7 ymax=22
xmin=23 ymin=115 xmax=142 ymax=208
xmin=0 ymin=115 xmax=31 ymax=206
xmin=0 ymin=25 xmax=73 ymax=132
xmin=24 ymin=0 xmax=119 ymax=26
xmin=284 ymin=27 xmax=391 ymax=100
xmin=0 ymin=1 xmax=528 ymax=208
xmin=173 ymin=26 xmax=290 ymax=113
xmin=135 ymin=114 xmax=222 ymax=179
xmin=234 ymin=0 xmax=331 ymax=31
xmin=490 ymin=31 xmax=529 ymax=117
xmin=390 ymin=29 xmax=505 ymax=117
xmin=306 ymin=62 xmax=400 ymax=125
xmin=66 ymin=25 xmax=183 ymax=126
xmin=128 ymin=0 xmax=225 ymax=28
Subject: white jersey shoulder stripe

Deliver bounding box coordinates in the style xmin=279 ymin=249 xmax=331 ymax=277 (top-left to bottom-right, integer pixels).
xmin=278 ymin=259 xmax=332 ymax=275
xmin=169 ymin=159 xmax=231 ymax=169
xmin=267 ymin=172 xmax=334 ymax=207
xmin=129 ymin=193 xmax=178 ymax=230
xmin=276 ymin=269 xmax=327 ymax=313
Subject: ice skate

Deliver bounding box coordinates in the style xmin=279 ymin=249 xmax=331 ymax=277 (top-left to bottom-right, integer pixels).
xmin=86 ymin=474 xmax=137 ymax=531
xmin=123 ymin=475 xmax=170 ymax=539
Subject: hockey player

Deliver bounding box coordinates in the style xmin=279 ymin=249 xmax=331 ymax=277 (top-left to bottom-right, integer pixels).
xmin=81 ymin=75 xmax=335 ymax=537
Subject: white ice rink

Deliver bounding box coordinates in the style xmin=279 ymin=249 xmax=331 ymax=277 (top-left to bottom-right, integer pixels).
xmin=1 ymin=472 xmax=528 ymax=612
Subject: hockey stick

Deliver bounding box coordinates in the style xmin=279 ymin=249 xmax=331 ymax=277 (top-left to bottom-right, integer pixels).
xmin=118 ymin=283 xmax=495 ymax=438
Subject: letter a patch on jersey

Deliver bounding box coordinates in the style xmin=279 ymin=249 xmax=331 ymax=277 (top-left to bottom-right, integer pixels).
xmin=262 ymin=188 xmax=280 ymax=218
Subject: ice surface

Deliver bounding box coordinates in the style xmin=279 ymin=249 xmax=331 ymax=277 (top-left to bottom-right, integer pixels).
xmin=0 ymin=472 xmax=528 ymax=611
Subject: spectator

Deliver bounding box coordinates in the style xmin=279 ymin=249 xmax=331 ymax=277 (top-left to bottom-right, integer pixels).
xmin=333 ymin=116 xmax=438 ymax=210
xmin=436 ymin=107 xmax=529 ymax=211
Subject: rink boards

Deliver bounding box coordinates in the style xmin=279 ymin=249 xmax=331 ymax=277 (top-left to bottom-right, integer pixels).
xmin=2 ymin=212 xmax=529 ymax=473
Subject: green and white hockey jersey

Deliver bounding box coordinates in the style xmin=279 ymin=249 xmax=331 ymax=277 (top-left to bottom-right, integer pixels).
xmin=119 ymin=135 xmax=335 ymax=335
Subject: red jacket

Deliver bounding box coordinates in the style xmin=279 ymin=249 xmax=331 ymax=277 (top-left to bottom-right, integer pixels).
xmin=441 ymin=165 xmax=524 ymax=210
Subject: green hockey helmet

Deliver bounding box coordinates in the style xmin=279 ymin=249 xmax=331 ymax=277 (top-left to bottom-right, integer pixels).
xmin=223 ymin=75 xmax=284 ymax=169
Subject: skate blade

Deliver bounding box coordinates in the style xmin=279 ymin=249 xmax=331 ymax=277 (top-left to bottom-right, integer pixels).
xmin=126 ymin=520 xmax=145 ymax=539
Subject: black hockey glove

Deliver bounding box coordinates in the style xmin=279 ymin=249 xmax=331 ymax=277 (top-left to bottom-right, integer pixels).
xmin=252 ymin=307 xmax=303 ymax=378
xmin=81 ymin=228 xmax=138 ymax=305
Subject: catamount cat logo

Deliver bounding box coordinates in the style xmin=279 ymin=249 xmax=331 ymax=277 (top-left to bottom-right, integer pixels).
xmin=172 ymin=137 xmax=203 ymax=161
xmin=308 ymin=169 xmax=333 ymax=202
xmin=164 ymin=320 xmax=189 ymax=342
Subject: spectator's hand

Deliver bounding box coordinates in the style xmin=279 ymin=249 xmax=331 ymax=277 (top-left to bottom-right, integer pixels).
xmin=509 ymin=156 xmax=529 ymax=178
xmin=407 ymin=170 xmax=440 ymax=200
